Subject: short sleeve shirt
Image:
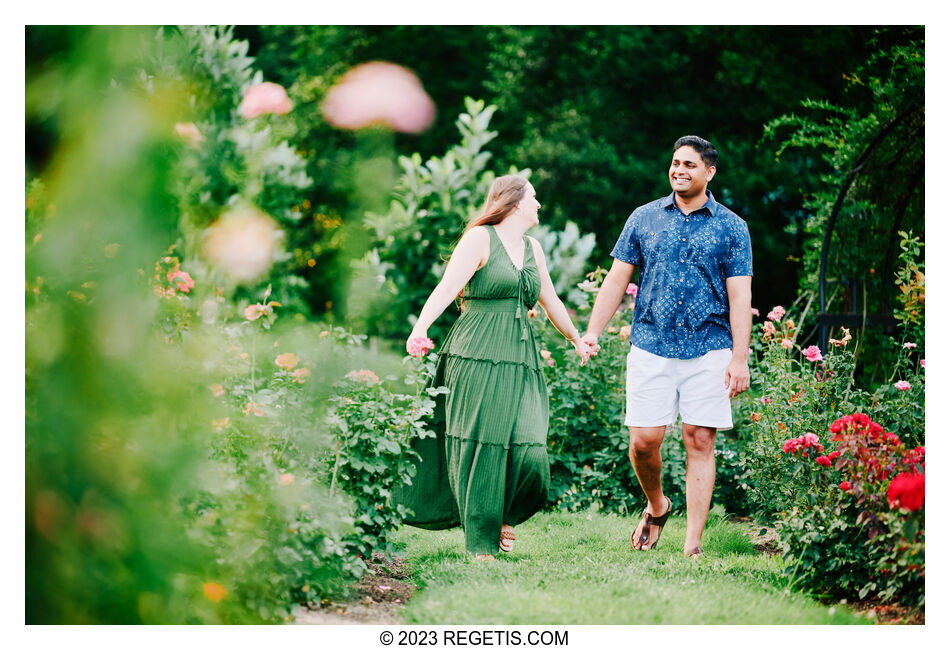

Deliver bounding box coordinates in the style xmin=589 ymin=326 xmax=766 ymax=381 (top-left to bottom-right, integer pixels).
xmin=610 ymin=190 xmax=753 ymax=359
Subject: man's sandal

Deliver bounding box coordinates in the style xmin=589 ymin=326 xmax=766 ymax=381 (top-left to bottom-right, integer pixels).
xmin=500 ymin=528 xmax=516 ymax=553
xmin=631 ymin=496 xmax=673 ymax=550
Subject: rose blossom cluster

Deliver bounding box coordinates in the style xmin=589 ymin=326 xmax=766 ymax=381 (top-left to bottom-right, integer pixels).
xmin=782 ymin=432 xmax=825 ymax=456
xmin=407 ymin=337 xmax=435 ymax=358
xmin=767 ymin=305 xmax=786 ymax=321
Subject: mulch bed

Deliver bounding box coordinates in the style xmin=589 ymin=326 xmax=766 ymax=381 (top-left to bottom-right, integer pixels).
xmin=295 ymin=553 xmax=415 ymax=625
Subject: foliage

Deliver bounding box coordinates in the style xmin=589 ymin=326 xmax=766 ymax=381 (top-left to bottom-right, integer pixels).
xmin=324 ymin=349 xmax=446 ymax=558
xmin=892 ymin=230 xmax=924 ymax=350
xmin=762 ymin=34 xmax=923 ymax=382
xmin=158 ymin=25 xmax=314 ymax=314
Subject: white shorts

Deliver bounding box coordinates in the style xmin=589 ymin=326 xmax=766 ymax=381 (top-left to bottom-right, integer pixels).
xmin=624 ymin=345 xmax=734 ymax=430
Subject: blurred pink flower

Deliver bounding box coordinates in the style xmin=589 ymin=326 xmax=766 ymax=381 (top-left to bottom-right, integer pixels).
xmin=540 ymin=350 xmax=552 ymax=360
xmin=242 ymin=401 xmax=264 ymax=416
xmin=245 ymin=304 xmax=267 ymax=321
xmin=209 ymin=384 xmax=225 ymax=398
xmin=762 ymin=321 xmax=776 ymax=336
xmin=802 ymin=345 xmax=823 ymax=362
xmin=203 ymin=207 xmax=283 ymax=283
xmin=903 ymin=342 xmax=917 ymax=349
xmin=547 ymin=359 xmax=555 ymax=367
xmin=174 ymin=122 xmax=205 ymax=146
xmin=625 ymin=283 xmax=638 ymax=298
xmin=920 ymin=359 xmax=926 ymax=368
xmin=239 ymin=82 xmax=293 ymax=119
xmin=292 ymin=368 xmax=310 ymax=384
xmin=275 ymin=352 xmax=300 ymax=371
xmin=619 ymin=325 xmax=631 ymax=341
xmin=760 ymin=396 xmax=771 ymax=405
xmin=780 ymin=338 xmax=793 ymax=349
xmin=894 ymin=380 xmax=911 ymax=391
xmin=346 ymin=369 xmax=380 ymax=384
xmin=167 ymin=269 xmax=194 ymax=293
xmin=279 ymin=473 xmax=295 ymax=485
xmin=767 ymin=305 xmax=785 ymax=322
xmin=408 ymin=337 xmax=435 ymax=358
xmin=322 ymin=62 xmax=435 ymax=133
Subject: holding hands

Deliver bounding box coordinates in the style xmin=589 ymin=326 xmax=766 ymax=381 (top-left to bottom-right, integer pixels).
xmin=571 ymin=335 xmax=598 ymax=366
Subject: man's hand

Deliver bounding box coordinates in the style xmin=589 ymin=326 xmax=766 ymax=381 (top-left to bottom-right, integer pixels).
xmin=724 ymin=357 xmax=750 ymax=398
xmin=580 ymin=332 xmax=601 ymax=357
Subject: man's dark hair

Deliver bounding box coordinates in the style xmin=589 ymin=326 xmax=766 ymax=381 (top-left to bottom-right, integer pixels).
xmin=673 ymin=135 xmax=718 ymax=168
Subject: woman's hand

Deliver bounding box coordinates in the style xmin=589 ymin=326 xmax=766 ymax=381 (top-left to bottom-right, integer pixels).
xmin=407 ymin=330 xmax=434 ymax=357
xmin=572 ymin=338 xmax=594 ymax=366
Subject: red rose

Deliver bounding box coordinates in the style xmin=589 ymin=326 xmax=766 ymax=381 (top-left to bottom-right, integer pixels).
xmin=815 ymin=455 xmax=832 ymax=467
xmin=839 ymin=481 xmax=852 ymax=491
xmin=887 ymin=472 xmax=925 ymax=512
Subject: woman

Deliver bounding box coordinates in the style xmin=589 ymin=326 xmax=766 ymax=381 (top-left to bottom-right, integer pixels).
xmin=398 ymin=175 xmax=593 ymax=559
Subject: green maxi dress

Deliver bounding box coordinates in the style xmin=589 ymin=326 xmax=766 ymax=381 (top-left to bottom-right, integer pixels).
xmin=395 ymin=225 xmax=551 ymax=555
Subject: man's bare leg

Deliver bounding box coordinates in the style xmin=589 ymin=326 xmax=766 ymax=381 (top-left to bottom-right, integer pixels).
xmin=682 ymin=423 xmax=716 ymax=554
xmin=629 ymin=425 xmax=669 ymax=549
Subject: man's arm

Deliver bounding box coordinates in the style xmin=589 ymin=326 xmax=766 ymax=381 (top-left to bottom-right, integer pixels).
xmin=724 ymin=275 xmax=752 ymax=397
xmin=582 ymin=258 xmax=636 ymax=350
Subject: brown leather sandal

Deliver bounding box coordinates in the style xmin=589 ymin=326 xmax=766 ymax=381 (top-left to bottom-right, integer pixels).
xmin=631 ymin=496 xmax=673 ymax=550
xmin=500 ymin=528 xmax=516 ymax=553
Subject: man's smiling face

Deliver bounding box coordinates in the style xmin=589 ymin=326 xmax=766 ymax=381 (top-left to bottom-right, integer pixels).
xmin=669 ymin=146 xmax=715 ymax=199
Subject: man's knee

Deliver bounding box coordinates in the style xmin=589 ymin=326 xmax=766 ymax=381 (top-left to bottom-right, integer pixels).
xmin=629 ymin=426 xmax=665 ymax=461
xmin=682 ymin=424 xmax=716 ymax=454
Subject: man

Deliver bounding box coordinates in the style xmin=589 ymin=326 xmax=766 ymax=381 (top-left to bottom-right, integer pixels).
xmin=582 ymin=135 xmax=752 ymax=557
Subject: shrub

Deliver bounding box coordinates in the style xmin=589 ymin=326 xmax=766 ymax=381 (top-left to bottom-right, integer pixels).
xmin=773 ymin=413 xmax=924 ymax=609
xmin=324 ymin=348 xmax=446 ymax=558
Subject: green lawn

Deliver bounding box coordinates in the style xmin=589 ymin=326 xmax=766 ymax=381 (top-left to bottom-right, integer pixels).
xmin=391 ymin=508 xmax=870 ymax=625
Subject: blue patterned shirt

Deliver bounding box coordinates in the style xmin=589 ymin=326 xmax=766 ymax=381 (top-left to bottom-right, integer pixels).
xmin=610 ymin=190 xmax=753 ymax=359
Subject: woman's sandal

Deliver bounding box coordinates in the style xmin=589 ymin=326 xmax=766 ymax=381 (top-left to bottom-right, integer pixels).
xmin=500 ymin=527 xmax=516 ymax=553
xmin=631 ymin=496 xmax=673 ymax=550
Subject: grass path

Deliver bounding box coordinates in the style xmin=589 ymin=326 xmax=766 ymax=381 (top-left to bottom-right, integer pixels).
xmin=391 ymin=509 xmax=870 ymax=625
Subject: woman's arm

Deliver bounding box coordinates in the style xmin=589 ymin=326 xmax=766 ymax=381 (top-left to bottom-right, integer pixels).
xmin=529 ymin=237 xmax=592 ymax=364
xmin=406 ymin=227 xmax=490 ymax=352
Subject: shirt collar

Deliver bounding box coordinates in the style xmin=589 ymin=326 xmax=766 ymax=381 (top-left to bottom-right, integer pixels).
xmin=663 ymin=189 xmax=718 ymax=216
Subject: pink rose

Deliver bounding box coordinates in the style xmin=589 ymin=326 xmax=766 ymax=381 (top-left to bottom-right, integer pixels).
xmin=780 ymin=338 xmax=793 ymax=349
xmin=802 ymin=433 xmax=820 ymax=447
xmin=767 ymin=305 xmax=785 ymax=321
xmin=174 ymin=122 xmax=205 ymax=146
xmin=167 ymin=269 xmax=194 ymax=293
xmin=802 ymin=345 xmax=823 ymax=362
xmin=238 ymin=82 xmax=293 ymax=119
xmin=894 ymin=380 xmax=911 ymax=391
xmin=408 ymin=336 xmax=435 ymax=358
xmin=920 ymin=359 xmax=926 ymax=368
xmin=625 ymin=283 xmax=638 ymax=298
xmin=291 ymin=368 xmax=310 ymax=384
xmin=322 ymin=62 xmax=435 ymax=133
xmin=245 ymin=304 xmax=267 ymax=321
xmin=345 ymin=369 xmax=380 ymax=384
xmin=763 ymin=321 xmax=776 ymax=336
xmin=902 ymin=342 xmax=917 ymax=349
xmin=760 ymin=396 xmax=771 ymax=405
